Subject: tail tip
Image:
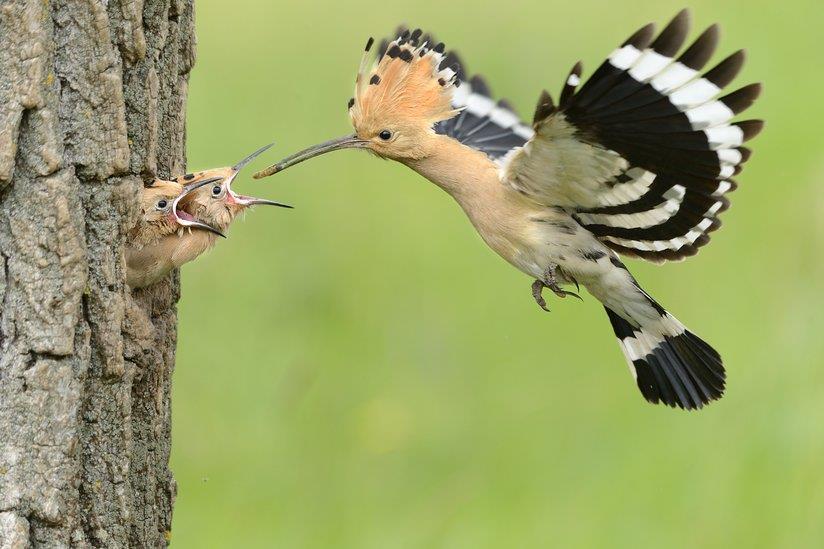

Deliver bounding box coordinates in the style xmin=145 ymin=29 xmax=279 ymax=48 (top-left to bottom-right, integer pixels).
xmin=606 ymin=307 xmax=725 ymax=411
xmin=632 ymin=329 xmax=726 ymax=410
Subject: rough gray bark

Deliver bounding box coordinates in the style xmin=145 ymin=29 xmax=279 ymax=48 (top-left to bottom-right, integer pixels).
xmin=0 ymin=0 xmax=195 ymax=546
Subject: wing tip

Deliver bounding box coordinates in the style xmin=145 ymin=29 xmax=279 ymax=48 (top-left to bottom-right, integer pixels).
xmin=623 ymin=22 xmax=657 ymax=49
xmin=651 ymin=8 xmax=692 ymax=56
xmin=736 ymin=119 xmax=765 ymax=142
xmin=533 ymin=90 xmax=557 ymax=125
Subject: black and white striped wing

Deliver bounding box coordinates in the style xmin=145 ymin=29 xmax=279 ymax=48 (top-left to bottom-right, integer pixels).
xmin=433 ymin=54 xmax=534 ymax=160
xmin=500 ymin=10 xmax=763 ymax=262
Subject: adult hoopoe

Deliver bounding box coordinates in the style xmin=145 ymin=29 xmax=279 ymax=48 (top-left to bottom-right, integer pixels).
xmin=176 ymin=143 xmax=292 ymax=234
xmin=255 ymin=11 xmax=763 ymax=410
xmin=127 ymin=177 xmax=225 ymax=289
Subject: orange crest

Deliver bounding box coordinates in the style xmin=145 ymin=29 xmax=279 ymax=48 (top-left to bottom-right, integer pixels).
xmin=349 ymin=29 xmax=461 ymax=131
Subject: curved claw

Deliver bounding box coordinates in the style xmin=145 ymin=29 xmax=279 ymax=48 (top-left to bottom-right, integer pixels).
xmin=569 ymin=275 xmax=580 ymax=293
xmin=545 ymin=267 xmax=583 ymax=302
xmin=557 ymin=290 xmax=583 ymax=301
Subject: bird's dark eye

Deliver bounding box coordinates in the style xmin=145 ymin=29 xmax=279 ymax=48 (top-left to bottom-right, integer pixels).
xmin=378 ymin=130 xmax=392 ymax=141
xmin=212 ymin=185 xmax=222 ymax=196
xmin=156 ymin=199 xmax=168 ymax=210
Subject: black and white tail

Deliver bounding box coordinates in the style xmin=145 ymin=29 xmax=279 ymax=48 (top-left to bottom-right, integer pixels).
xmin=605 ymin=300 xmax=725 ymax=410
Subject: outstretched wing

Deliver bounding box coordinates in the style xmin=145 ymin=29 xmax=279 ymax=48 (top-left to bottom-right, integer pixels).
xmin=500 ymin=10 xmax=763 ymax=262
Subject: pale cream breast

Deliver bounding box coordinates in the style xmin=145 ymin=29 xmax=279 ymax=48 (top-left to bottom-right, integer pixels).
xmin=405 ymin=134 xmax=556 ymax=278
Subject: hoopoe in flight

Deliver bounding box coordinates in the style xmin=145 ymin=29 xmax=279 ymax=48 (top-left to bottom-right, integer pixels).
xmin=175 ymin=143 xmax=292 ymax=234
xmin=127 ymin=177 xmax=225 ymax=289
xmin=255 ymin=10 xmax=762 ymax=410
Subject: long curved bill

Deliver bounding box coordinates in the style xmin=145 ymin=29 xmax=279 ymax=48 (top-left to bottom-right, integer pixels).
xmin=174 ymin=177 xmax=226 ymax=238
xmin=252 ymin=134 xmax=367 ymax=179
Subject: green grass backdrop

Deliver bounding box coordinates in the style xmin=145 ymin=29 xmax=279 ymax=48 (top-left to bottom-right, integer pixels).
xmin=173 ymin=0 xmax=824 ymax=546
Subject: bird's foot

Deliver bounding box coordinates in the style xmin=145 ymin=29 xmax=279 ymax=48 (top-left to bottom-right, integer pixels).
xmin=548 ymin=279 xmax=582 ymax=301
xmin=532 ymin=265 xmax=583 ymax=310
xmin=532 ymin=279 xmax=550 ymax=312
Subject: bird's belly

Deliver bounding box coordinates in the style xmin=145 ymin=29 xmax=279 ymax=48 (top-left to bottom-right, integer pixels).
xmin=479 ymin=230 xmax=545 ymax=278
xmin=468 ymin=212 xmax=556 ymax=280
xmin=499 ymin=234 xmax=579 ymax=281
xmin=470 ymin=206 xmax=608 ymax=284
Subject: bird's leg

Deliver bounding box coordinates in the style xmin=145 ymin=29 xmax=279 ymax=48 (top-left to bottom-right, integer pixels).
xmin=544 ymin=264 xmax=583 ymax=300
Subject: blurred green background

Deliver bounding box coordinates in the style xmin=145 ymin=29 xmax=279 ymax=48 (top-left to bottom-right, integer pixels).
xmin=173 ymin=0 xmax=824 ymax=546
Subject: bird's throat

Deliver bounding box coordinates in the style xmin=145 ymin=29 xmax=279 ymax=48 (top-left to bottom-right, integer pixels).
xmin=402 ymin=135 xmax=500 ymax=204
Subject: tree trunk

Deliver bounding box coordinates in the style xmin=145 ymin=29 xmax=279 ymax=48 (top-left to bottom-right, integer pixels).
xmin=0 ymin=0 xmax=195 ymax=546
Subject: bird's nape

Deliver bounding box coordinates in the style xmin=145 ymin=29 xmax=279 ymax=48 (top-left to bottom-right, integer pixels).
xmin=253 ymin=134 xmax=367 ymax=178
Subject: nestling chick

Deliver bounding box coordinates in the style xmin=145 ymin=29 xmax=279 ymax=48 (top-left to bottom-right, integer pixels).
xmin=176 ymin=143 xmax=292 ymax=233
xmin=126 ymin=177 xmax=225 ymax=289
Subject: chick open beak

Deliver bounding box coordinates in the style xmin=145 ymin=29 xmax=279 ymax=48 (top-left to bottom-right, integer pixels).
xmin=174 ymin=177 xmax=227 ymax=238
xmin=232 ymin=196 xmax=294 ymax=208
xmin=227 ymin=143 xmax=293 ymax=208
xmin=252 ymin=134 xmax=367 ymax=178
